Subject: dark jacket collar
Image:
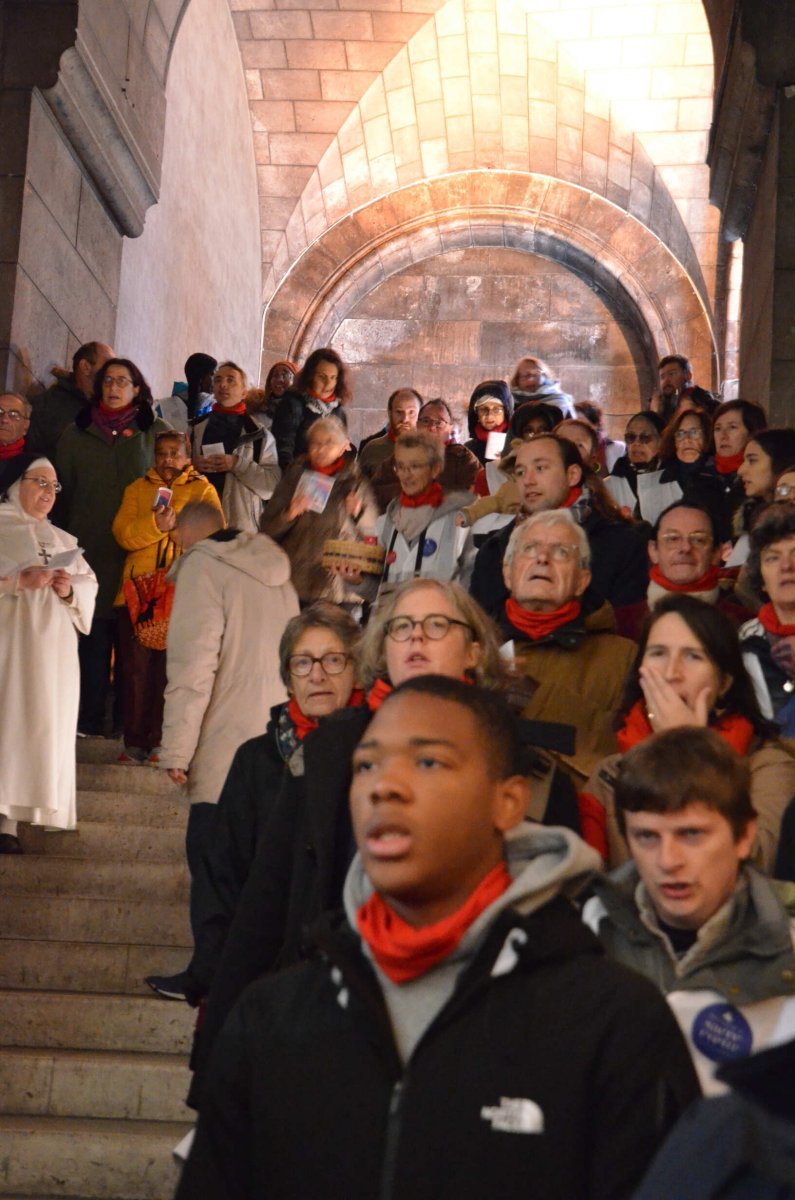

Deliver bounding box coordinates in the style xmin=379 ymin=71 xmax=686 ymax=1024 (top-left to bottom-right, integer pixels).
xmin=75 ymin=400 xmax=156 ymax=433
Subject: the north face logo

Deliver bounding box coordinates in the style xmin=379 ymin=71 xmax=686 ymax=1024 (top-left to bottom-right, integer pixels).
xmin=480 ymin=1097 xmax=544 ymax=1134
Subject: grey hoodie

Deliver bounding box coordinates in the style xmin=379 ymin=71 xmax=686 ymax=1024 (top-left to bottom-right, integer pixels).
xmin=343 ymin=823 xmax=600 ymax=1062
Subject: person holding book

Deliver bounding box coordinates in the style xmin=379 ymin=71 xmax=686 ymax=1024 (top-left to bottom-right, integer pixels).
xmin=0 ymin=457 xmax=97 ymax=851
xmin=259 ymin=417 xmax=379 ymax=609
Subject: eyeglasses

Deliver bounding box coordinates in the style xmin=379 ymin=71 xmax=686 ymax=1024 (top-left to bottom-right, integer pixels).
xmin=102 ymin=375 xmax=134 ymax=388
xmin=394 ymin=461 xmax=430 ymax=474
xmin=658 ymin=532 xmax=712 ymax=549
xmin=418 ymin=418 xmax=449 ymax=430
xmin=384 ymin=614 xmax=473 ymax=642
xmin=625 ymin=432 xmax=655 ymax=445
xmin=0 ymin=406 xmax=28 ymax=422
xmin=515 ymin=540 xmax=580 ymax=563
xmin=774 ymin=484 xmax=795 ymax=500
xmin=22 ymin=476 xmax=62 ymax=493
xmin=288 ymin=652 xmax=350 ymax=677
xmin=476 ymin=405 xmax=505 ymax=417
xmin=674 ymin=428 xmax=704 ymax=441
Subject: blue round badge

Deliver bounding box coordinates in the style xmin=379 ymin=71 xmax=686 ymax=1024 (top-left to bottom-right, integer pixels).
xmin=691 ymin=1003 xmax=753 ymax=1063
xmin=422 ymin=539 xmax=437 ymax=557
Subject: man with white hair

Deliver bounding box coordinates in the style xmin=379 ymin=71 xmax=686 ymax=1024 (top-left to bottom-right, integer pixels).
xmin=500 ymin=508 xmax=636 ymax=783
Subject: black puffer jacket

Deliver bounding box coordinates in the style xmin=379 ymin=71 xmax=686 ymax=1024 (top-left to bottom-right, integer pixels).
xmin=178 ymin=899 xmax=698 ymax=1200
xmin=270 ymin=389 xmax=348 ymax=468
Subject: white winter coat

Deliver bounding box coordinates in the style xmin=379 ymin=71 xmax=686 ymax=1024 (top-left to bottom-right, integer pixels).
xmin=191 ymin=414 xmax=280 ymax=533
xmin=159 ymin=532 xmax=299 ymax=805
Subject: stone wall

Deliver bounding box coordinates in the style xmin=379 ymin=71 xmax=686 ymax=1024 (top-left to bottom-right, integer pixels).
xmin=334 ymin=245 xmax=653 ymax=444
xmin=115 ymin=0 xmax=262 ymax=393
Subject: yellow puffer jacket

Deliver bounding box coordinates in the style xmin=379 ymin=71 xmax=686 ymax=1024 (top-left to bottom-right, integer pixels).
xmin=111 ymin=466 xmax=224 ymax=604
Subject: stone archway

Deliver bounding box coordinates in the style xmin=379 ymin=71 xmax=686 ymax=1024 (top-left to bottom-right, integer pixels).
xmin=262 ymin=170 xmax=716 ymax=428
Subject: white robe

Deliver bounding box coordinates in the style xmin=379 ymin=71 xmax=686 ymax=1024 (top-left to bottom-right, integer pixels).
xmin=0 ymin=501 xmax=97 ymax=829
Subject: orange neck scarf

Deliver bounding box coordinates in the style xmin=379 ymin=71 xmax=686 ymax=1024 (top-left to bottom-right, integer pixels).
xmin=504 ymin=596 xmax=581 ymax=641
xmin=357 ymin=862 xmax=512 ymax=984
xmin=366 ymin=679 xmax=393 ymax=712
xmin=616 ymin=699 xmax=755 ymax=755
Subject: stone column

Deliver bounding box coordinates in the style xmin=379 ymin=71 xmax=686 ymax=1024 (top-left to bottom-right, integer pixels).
xmin=0 ymin=0 xmax=77 ymax=387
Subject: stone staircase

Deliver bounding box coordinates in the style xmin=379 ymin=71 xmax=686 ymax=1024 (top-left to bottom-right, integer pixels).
xmin=0 ymin=741 xmax=195 ymax=1199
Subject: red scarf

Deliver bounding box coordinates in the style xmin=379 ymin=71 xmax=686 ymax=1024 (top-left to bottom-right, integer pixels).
xmin=312 ymin=456 xmax=347 ymax=476
xmin=758 ymin=602 xmax=795 ymax=638
xmin=617 ymin=699 xmax=755 ymax=756
xmin=366 ymin=679 xmax=393 ymax=712
xmin=211 ymin=401 xmax=247 ymax=415
xmin=309 ymin=391 xmax=338 ymax=406
xmin=563 ymin=485 xmax=582 ymax=508
xmin=357 ymin=861 xmax=512 ymax=984
xmin=287 ymin=697 xmax=318 ymax=741
xmin=288 ymin=688 xmax=366 ymax=740
xmin=387 ymin=426 xmax=397 ymax=442
xmin=505 ymin=596 xmax=581 ymax=641
xmin=399 ymin=481 xmax=444 ymax=508
xmin=474 ymin=421 xmax=509 ymax=441
xmin=0 ymin=437 xmax=25 ymax=460
xmin=648 ymin=564 xmax=720 ymax=594
xmin=715 ymin=452 xmax=745 ymax=475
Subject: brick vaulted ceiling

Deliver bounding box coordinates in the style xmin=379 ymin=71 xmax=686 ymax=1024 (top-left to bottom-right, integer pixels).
xmin=228 ymin=0 xmax=719 ymax=320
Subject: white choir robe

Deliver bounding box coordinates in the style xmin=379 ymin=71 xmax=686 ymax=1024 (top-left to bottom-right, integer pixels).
xmin=0 ymin=506 xmax=97 ymax=829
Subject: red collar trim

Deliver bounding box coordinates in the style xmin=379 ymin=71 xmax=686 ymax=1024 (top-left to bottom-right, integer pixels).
xmin=562 ymin=485 xmax=582 ymax=508
xmin=0 ymin=437 xmax=25 ymax=460
xmin=758 ymin=602 xmax=795 ymax=638
xmin=715 ymin=452 xmax=745 ymax=475
xmin=474 ymin=421 xmax=509 ymax=441
xmin=211 ymin=401 xmax=247 ymax=416
xmin=312 ymin=455 xmax=347 ymax=476
xmin=617 ymin=700 xmax=755 ymax=755
xmin=648 ymin=564 xmax=720 ymax=594
xmin=399 ymin=481 xmax=444 ymax=508
xmin=356 ymin=862 xmax=512 ymax=984
xmin=505 ymin=597 xmax=581 ymax=640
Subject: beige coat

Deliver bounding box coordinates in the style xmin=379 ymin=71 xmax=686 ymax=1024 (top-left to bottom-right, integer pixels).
xmin=585 ymin=737 xmax=795 ymax=873
xmin=159 ymin=532 xmax=299 ymax=805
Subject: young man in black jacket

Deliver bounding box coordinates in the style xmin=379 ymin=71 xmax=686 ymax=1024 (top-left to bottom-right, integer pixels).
xmin=177 ymin=678 xmax=698 ymax=1200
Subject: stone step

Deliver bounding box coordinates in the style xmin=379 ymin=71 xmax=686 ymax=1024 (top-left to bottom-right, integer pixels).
xmin=76 ymin=737 xmax=125 ymax=765
xmin=75 ymin=790 xmax=189 ymax=827
xmin=17 ymin=822 xmax=185 ymax=863
xmin=0 ymin=896 xmax=191 ymax=947
xmin=0 ymin=991 xmax=195 ymax=1054
xmin=0 ymin=858 xmax=189 ymax=902
xmin=0 ymin=940 xmax=190 ymax=995
xmin=76 ymin=762 xmax=175 ymax=797
xmin=0 ymin=1114 xmax=189 ymax=1199
xmin=0 ymin=1047 xmax=191 ymax=1123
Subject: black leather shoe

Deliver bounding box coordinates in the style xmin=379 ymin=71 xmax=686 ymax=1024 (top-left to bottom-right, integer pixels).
xmin=0 ymin=833 xmax=23 ymax=854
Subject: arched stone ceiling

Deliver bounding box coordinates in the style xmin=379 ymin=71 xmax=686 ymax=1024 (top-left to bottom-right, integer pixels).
xmin=229 ymin=0 xmax=718 ymax=311
xmin=262 ymin=171 xmax=717 ymax=387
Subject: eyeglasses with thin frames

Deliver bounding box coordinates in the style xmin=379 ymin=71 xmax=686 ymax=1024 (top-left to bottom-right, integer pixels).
xmin=288 ymin=652 xmax=351 ymax=677
xmin=22 ymin=475 xmax=62 ymax=493
xmin=384 ymin=614 xmax=473 ymax=642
